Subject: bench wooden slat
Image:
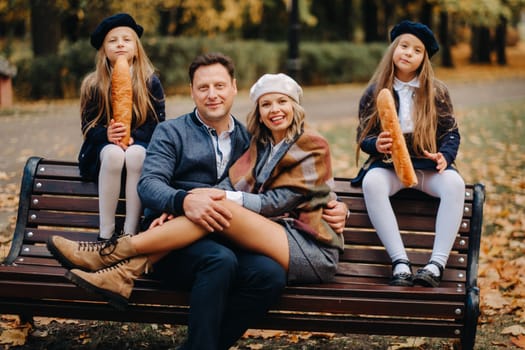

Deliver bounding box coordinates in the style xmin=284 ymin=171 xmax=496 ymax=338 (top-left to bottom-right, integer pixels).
xmin=27 ymin=209 xmax=99 ymax=228
xmin=9 ymin=255 xmax=63 ymax=268
xmin=27 ymin=210 xmax=125 ymax=229
xmin=256 ymin=314 xmax=465 ymax=339
xmin=346 ymin=212 xmax=470 ymax=232
xmin=339 ymin=249 xmax=467 ymax=282
xmin=23 ymin=229 xmax=98 ymax=244
xmin=341 ymin=196 xmax=472 ymax=219
xmin=35 ymin=162 xmax=82 ymax=179
xmin=31 ymin=195 xmax=109 ymax=213
xmin=33 ymin=179 xmax=98 ymax=196
xmin=344 ymin=230 xmax=470 ymax=251
xmin=331 ymin=275 xmax=466 ymax=290
xmin=287 ymin=281 xmax=465 ymax=300
xmin=340 ymin=247 xmax=467 ymax=267
xmin=0 ymin=157 xmax=485 ymax=349
xmin=273 ymin=295 xmax=465 ymax=318
xmin=335 ymin=260 xmax=467 ymax=280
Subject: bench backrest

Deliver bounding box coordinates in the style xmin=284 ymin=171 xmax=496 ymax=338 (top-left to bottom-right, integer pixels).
xmin=6 ymin=157 xmax=485 ymax=292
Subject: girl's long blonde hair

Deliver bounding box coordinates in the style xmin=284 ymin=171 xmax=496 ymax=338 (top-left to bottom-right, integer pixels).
xmin=246 ymin=98 xmax=305 ymax=145
xmin=356 ymin=36 xmax=452 ymax=164
xmin=80 ymin=30 xmax=159 ymax=137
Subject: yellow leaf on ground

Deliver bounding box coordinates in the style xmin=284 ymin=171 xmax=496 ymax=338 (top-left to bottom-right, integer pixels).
xmin=34 ymin=317 xmax=79 ymax=325
xmin=0 ymin=315 xmax=19 ymax=324
xmin=289 ymin=333 xmax=299 ymax=343
xmin=387 ymin=337 xmax=427 ymax=350
xmin=242 ymin=329 xmax=334 ymax=343
xmin=159 ymin=328 xmax=175 ymax=336
xmin=243 ymin=329 xmax=283 ymax=339
xmin=491 ymin=340 xmax=509 ymax=347
xmin=246 ymin=344 xmax=263 ymax=350
xmin=0 ymin=325 xmax=30 ymax=346
xmin=482 ymin=290 xmax=511 ymax=309
xmin=502 ymin=325 xmax=525 ymax=336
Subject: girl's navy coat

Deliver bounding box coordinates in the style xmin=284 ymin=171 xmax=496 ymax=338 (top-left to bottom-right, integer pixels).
xmin=352 ymin=81 xmax=460 ymax=185
xmin=78 ymin=75 xmax=165 ymax=181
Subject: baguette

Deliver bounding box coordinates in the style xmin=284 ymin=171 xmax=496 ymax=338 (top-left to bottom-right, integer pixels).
xmin=376 ymin=88 xmax=418 ymax=187
xmin=111 ymin=55 xmax=133 ymax=146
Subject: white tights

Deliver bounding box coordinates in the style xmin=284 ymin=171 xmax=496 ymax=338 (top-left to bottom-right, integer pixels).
xmin=98 ymin=144 xmax=146 ymax=239
xmin=362 ymin=167 xmax=465 ymax=274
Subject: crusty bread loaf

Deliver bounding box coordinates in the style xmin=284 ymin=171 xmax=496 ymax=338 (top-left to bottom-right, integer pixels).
xmin=111 ymin=55 xmax=133 ymax=146
xmin=376 ymin=88 xmax=418 ymax=187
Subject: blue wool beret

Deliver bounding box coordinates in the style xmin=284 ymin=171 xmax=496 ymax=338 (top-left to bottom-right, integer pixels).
xmin=90 ymin=13 xmax=143 ymax=50
xmin=390 ymin=20 xmax=439 ymax=58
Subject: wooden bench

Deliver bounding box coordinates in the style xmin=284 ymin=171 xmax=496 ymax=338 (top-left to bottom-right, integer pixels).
xmin=0 ymin=157 xmax=485 ymax=349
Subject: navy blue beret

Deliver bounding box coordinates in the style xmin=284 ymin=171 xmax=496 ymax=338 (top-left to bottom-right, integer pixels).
xmin=90 ymin=13 xmax=143 ymax=50
xmin=390 ymin=20 xmax=439 ymax=58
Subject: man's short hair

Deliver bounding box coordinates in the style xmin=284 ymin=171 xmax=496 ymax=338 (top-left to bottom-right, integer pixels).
xmin=189 ymin=52 xmax=235 ymax=83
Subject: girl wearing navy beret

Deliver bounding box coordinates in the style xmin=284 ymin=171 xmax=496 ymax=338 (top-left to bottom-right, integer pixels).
xmin=353 ymin=20 xmax=465 ymax=287
xmin=78 ymin=13 xmax=165 ymax=240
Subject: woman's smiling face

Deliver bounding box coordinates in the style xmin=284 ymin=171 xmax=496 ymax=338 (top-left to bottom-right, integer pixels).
xmin=258 ymin=92 xmax=294 ymax=144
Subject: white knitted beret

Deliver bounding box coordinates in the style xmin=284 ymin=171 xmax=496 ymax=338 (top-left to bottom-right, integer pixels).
xmin=249 ymin=73 xmax=303 ymax=104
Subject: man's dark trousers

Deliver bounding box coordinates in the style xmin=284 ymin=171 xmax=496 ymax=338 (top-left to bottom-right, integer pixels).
xmin=154 ymin=236 xmax=287 ymax=350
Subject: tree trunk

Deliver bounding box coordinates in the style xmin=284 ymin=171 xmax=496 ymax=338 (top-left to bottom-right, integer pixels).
xmin=362 ymin=0 xmax=379 ymax=42
xmin=342 ymin=0 xmax=353 ymax=41
xmin=495 ymin=15 xmax=507 ymax=65
xmin=439 ymin=11 xmax=453 ymax=67
xmin=288 ymin=0 xmax=301 ymax=81
xmin=470 ymin=26 xmax=491 ymax=63
xmin=30 ymin=0 xmax=61 ymax=56
xmin=383 ymin=1 xmax=394 ymax=40
xmin=421 ymin=2 xmax=433 ymax=27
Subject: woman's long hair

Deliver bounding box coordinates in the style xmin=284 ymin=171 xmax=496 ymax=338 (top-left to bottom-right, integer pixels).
xmin=80 ymin=30 xmax=159 ymax=137
xmin=356 ymin=36 xmax=450 ymax=164
xmin=246 ymin=97 xmax=305 ymax=145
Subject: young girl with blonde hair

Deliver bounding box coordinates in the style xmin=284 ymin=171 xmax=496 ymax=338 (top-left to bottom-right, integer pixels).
xmin=353 ymin=20 xmax=465 ymax=287
xmin=78 ymin=13 xmax=165 ymax=240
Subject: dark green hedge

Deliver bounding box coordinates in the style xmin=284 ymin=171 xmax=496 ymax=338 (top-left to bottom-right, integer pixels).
xmin=13 ymin=37 xmax=387 ymax=100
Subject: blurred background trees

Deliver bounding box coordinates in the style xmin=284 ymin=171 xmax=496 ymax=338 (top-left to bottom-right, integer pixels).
xmin=0 ymin=0 xmax=524 ymax=99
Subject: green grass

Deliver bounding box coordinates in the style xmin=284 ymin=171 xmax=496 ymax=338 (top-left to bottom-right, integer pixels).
xmin=456 ymin=101 xmax=524 ymax=184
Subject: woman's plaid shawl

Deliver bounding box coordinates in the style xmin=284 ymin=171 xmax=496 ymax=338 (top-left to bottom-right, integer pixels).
xmin=229 ymin=125 xmax=344 ymax=250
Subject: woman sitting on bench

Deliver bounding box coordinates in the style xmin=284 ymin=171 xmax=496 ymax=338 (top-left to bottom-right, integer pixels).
xmin=47 ymin=73 xmax=345 ymax=310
